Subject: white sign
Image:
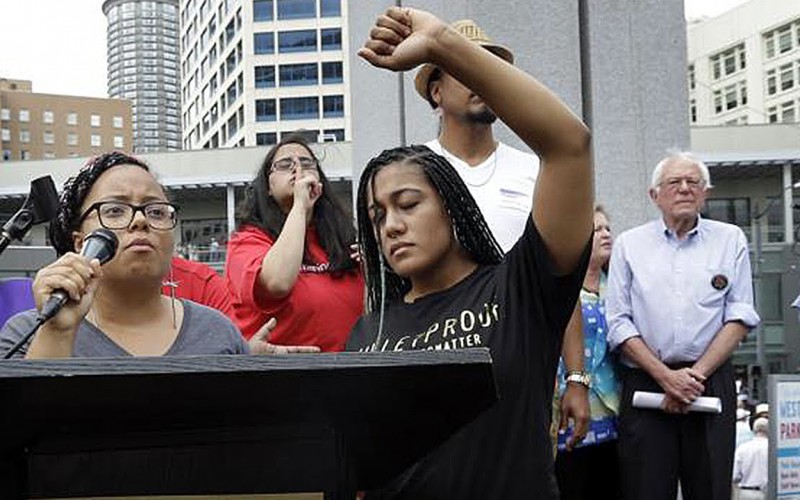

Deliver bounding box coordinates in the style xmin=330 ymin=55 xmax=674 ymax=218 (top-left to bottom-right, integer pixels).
xmin=777 ymin=381 xmax=800 ymax=497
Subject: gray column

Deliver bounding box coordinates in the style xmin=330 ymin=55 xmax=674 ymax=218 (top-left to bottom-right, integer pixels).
xmin=784 ymin=162 xmax=794 ymax=244
xmin=226 ymin=184 xmax=236 ymax=238
xmin=584 ymin=0 xmax=690 ymax=232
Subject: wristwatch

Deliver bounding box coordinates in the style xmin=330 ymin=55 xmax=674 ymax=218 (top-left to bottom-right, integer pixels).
xmin=565 ymin=370 xmax=591 ymax=388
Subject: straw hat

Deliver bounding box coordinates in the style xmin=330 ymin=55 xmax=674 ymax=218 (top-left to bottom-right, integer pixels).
xmin=414 ymin=19 xmax=514 ymax=104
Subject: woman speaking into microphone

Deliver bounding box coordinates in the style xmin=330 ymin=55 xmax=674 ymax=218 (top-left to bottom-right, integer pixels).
xmin=0 ymin=152 xmax=249 ymax=359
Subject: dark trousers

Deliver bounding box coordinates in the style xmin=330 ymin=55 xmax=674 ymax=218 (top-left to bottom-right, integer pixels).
xmin=618 ymin=362 xmax=736 ymax=500
xmin=556 ymin=439 xmax=622 ymax=500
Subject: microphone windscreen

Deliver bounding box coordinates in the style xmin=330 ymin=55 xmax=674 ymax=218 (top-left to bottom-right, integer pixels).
xmin=28 ymin=175 xmax=60 ymax=224
xmin=80 ymin=228 xmax=119 ymax=265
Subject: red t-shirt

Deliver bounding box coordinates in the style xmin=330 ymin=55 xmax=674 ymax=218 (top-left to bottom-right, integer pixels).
xmin=225 ymin=225 xmax=364 ymax=352
xmin=161 ymin=256 xmax=234 ymax=318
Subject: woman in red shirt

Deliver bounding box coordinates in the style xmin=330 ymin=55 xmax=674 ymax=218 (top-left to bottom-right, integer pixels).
xmin=225 ymin=135 xmax=364 ymax=351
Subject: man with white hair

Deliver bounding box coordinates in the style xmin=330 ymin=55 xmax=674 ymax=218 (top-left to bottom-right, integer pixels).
xmin=733 ymin=417 xmax=769 ymax=499
xmin=606 ymin=152 xmax=761 ymax=500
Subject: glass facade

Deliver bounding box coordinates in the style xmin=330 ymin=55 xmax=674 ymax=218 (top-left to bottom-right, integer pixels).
xmin=254 ymin=32 xmax=275 ymax=54
xmin=280 ymin=63 xmax=319 ymax=86
xmin=278 ymin=30 xmax=317 ymax=53
xmin=280 ymin=96 xmax=319 ymax=120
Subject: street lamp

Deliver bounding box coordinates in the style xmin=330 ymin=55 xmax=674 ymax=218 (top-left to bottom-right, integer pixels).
xmin=750 ymin=180 xmax=800 ymax=401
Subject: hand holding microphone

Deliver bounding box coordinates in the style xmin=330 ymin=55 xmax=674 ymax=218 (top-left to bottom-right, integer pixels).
xmin=34 ymin=229 xmax=119 ymax=325
xmin=3 ymin=229 xmax=119 ymax=359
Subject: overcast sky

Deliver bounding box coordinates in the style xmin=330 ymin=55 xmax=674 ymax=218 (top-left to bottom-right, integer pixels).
xmin=0 ymin=0 xmax=752 ymax=99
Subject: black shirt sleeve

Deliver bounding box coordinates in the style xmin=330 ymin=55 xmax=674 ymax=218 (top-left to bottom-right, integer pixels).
xmin=502 ymin=217 xmax=591 ymax=352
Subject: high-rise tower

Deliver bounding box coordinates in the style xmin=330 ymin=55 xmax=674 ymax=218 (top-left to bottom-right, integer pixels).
xmin=103 ymin=0 xmax=182 ymax=152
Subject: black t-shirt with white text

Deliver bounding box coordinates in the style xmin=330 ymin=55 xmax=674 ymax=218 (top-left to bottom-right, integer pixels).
xmin=347 ymin=219 xmax=590 ymax=499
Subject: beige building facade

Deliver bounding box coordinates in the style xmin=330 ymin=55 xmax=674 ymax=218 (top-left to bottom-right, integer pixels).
xmin=0 ymin=78 xmax=132 ymax=162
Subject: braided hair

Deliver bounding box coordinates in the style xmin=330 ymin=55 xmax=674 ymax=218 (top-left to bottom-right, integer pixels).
xmin=356 ymin=145 xmax=503 ymax=312
xmin=50 ymin=151 xmax=151 ymax=256
xmin=237 ymin=134 xmax=357 ymax=273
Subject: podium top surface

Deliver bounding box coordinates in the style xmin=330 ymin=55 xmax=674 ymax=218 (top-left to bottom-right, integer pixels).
xmin=0 ymin=349 xmax=497 ymax=496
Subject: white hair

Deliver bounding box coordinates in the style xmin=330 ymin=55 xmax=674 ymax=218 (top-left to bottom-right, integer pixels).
xmin=753 ymin=417 xmax=769 ymax=435
xmin=650 ymin=150 xmax=713 ymax=190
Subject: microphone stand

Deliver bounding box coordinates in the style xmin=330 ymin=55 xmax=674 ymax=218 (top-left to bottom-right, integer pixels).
xmin=0 ymin=206 xmax=36 ymax=256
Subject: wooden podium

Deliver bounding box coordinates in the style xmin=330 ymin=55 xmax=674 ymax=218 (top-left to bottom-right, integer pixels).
xmin=0 ymin=349 xmax=496 ymax=499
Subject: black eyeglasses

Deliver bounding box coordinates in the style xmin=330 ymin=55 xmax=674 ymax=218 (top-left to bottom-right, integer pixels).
xmin=78 ymin=201 xmax=179 ymax=230
xmin=270 ymin=156 xmax=318 ymax=173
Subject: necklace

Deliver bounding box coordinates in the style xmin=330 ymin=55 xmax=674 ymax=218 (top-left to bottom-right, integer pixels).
xmin=439 ymin=143 xmax=499 ymax=188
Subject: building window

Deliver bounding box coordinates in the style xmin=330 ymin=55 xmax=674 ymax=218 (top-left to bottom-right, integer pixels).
xmin=256 ymin=132 xmax=277 ymax=145
xmin=323 ymin=95 xmax=344 ymax=118
xmin=782 ymin=100 xmax=796 ymax=123
xmin=43 ymin=131 xmax=54 ymax=144
xmin=254 ymin=32 xmax=275 ymax=54
xmin=278 ymin=30 xmax=317 ymax=53
xmin=91 ymin=114 xmax=101 ymax=127
xmin=227 ymin=80 xmax=239 ymax=104
xmin=256 ymin=99 xmax=277 ymax=122
xmin=779 ymin=62 xmax=795 ymax=92
xmin=322 ymin=128 xmax=344 ymax=141
xmin=114 ymin=136 xmax=124 ymax=148
xmin=91 ymin=134 xmax=102 ymax=147
xmin=709 ymin=43 xmax=745 ymax=81
xmin=19 ymin=109 xmax=29 ymax=122
xmin=320 ymin=0 xmax=340 ymax=17
xmin=67 ymin=112 xmax=77 ymax=125
xmin=43 ymin=110 xmax=54 ymax=124
xmin=19 ymin=129 xmax=30 ymax=143
xmin=322 ymin=61 xmax=343 ymax=84
xmin=228 ymin=113 xmax=239 ymax=137
xmin=0 ymin=108 xmax=9 ymax=121
xmin=321 ymin=28 xmax=342 ymax=51
xmin=763 ymin=19 xmax=800 ymax=60
xmin=21 ymin=150 xmax=30 ymax=161
xmin=703 ymin=198 xmax=750 ymax=235
xmin=767 ymin=105 xmax=778 ymax=123
xmin=687 ymin=64 xmax=695 ymax=91
xmin=255 ymin=66 xmax=276 ymax=88
xmin=779 ymin=25 xmax=793 ymax=54
xmin=254 ymin=0 xmax=273 ymax=21
xmin=0 ymin=128 xmax=9 ymax=141
xmin=279 ymin=63 xmax=318 ymax=86
xmin=277 ymin=0 xmax=315 ymax=19
xmin=766 ymin=69 xmax=777 ymax=95
xmin=44 ymin=151 xmax=56 ymax=159
xmin=113 ymin=116 xmax=124 ymax=128
xmin=689 ymin=98 xmax=696 ymax=123
xmin=67 ymin=132 xmax=78 ymax=146
xmin=280 ymin=96 xmax=319 ymax=120
xmin=713 ymin=81 xmax=746 ymax=114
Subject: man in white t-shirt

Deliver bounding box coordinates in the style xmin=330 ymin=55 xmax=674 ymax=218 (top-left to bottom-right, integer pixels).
xmin=416 ymin=19 xmax=589 ymax=449
xmin=733 ymin=417 xmax=768 ymax=499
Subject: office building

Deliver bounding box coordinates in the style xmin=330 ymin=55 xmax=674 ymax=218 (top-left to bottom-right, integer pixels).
xmin=687 ymin=0 xmax=800 ymax=126
xmin=179 ymin=0 xmax=349 ymax=150
xmin=0 ymin=78 xmax=132 ymax=162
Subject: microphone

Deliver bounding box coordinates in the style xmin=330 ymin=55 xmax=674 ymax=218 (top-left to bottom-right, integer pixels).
xmin=38 ymin=229 xmax=119 ymax=322
xmin=0 ymin=175 xmax=60 ymax=255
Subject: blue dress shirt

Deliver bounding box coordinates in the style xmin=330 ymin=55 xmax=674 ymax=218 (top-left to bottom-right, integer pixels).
xmin=606 ymin=217 xmax=760 ymax=366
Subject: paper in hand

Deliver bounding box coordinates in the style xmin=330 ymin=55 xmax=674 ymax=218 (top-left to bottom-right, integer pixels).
xmin=632 ymin=391 xmax=721 ymax=413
